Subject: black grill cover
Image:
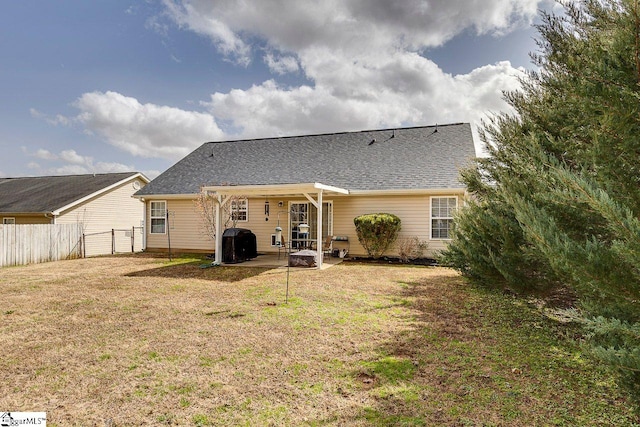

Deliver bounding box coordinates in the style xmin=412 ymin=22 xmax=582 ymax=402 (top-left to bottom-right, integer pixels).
xmin=222 ymin=228 xmax=257 ymax=263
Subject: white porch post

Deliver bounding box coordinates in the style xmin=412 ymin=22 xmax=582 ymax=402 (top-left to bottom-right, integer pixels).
xmin=303 ymin=191 xmax=324 ymax=269
xmin=316 ymin=189 xmax=323 ymax=269
xmin=214 ymin=194 xmax=223 ymax=264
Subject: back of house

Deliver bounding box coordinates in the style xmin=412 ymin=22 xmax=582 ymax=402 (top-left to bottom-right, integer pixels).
xmin=134 ymin=123 xmax=475 ymax=259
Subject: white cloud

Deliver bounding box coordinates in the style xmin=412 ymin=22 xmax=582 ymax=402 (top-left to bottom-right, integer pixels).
xmin=72 ymin=91 xmax=225 ymax=161
xmin=21 ymin=147 xmax=57 ymax=161
xmin=204 ymin=57 xmax=524 ymax=140
xmin=34 ymin=149 xmax=58 ymax=161
xmin=30 ymin=108 xmax=72 ymax=126
xmin=48 ymin=164 xmax=95 ymax=175
xmin=59 ymin=149 xmax=89 ymax=165
xmin=145 ymin=15 xmax=170 ymax=37
xmin=141 ymin=169 xmax=162 ymax=180
xmin=162 ymin=0 xmax=541 ymax=56
xmin=50 ymin=0 xmax=538 ymax=162
xmin=29 ymin=108 xmax=45 ymax=119
xmin=23 ymin=146 xmax=141 ymax=176
xmin=162 ymin=0 xmax=251 ymax=65
xmin=160 ymin=0 xmax=532 ymax=142
xmin=264 ymin=53 xmax=299 ymax=75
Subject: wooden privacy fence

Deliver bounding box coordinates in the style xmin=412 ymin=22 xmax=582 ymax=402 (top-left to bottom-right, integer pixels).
xmin=0 ymin=223 xmax=83 ymax=267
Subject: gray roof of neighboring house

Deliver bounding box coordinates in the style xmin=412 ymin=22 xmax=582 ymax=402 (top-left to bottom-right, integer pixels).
xmin=0 ymin=172 xmax=144 ymax=214
xmin=136 ymin=123 xmax=475 ymax=196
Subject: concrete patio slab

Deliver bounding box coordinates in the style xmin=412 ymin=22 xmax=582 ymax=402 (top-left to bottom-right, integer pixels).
xmin=221 ymin=252 xmax=344 ymax=270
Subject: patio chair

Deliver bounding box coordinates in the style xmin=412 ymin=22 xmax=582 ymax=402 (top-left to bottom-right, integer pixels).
xmin=322 ymin=235 xmax=333 ymax=259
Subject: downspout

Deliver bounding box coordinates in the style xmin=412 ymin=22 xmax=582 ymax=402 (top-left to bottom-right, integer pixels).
xmin=44 ymin=212 xmax=55 ymax=224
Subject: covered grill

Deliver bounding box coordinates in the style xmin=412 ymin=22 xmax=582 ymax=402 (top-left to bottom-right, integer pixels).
xmin=221 ymin=228 xmax=257 ymax=263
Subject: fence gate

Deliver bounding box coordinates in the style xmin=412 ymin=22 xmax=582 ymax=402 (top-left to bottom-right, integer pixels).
xmin=82 ymin=227 xmax=144 ymax=257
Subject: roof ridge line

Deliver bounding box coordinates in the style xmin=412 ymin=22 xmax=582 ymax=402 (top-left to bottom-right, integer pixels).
xmin=0 ymin=172 xmax=138 ymax=180
xmin=203 ymin=122 xmax=468 ymax=145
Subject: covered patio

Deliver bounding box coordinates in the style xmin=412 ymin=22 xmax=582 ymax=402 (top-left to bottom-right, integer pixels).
xmin=213 ymin=252 xmax=345 ymax=269
xmin=202 ymin=182 xmax=349 ymax=269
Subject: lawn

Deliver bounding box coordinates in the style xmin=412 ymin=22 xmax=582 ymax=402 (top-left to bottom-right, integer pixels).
xmin=0 ymin=254 xmax=636 ymax=426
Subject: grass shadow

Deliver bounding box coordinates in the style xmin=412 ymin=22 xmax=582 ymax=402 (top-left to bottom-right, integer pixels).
xmin=126 ymin=261 xmax=274 ymax=283
xmin=356 ymin=273 xmax=635 ymax=425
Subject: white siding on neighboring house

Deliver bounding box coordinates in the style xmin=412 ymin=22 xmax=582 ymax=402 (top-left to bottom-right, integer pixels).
xmin=56 ymin=177 xmax=146 ymax=256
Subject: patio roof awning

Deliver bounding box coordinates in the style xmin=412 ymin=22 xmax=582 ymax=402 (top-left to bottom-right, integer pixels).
xmin=203 ymin=182 xmax=348 ymax=269
xmin=201 ymin=182 xmax=349 ymax=197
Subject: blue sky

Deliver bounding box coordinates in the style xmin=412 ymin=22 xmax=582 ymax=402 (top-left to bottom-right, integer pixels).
xmin=0 ymin=0 xmax=552 ymax=179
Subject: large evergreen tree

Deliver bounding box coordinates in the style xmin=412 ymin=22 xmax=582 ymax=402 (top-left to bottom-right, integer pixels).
xmin=442 ymin=0 xmax=640 ymax=408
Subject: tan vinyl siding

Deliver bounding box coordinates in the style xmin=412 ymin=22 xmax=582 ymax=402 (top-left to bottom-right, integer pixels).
xmin=332 ymin=194 xmax=462 ymax=257
xmin=144 ymin=192 xmax=464 ymax=257
xmin=145 ymin=197 xmax=292 ymax=253
xmin=145 ymin=199 xmax=215 ymax=252
xmin=264 ymin=194 xmax=464 ymax=257
xmin=56 ymin=178 xmax=146 ymax=256
xmin=246 ymin=198 xmax=294 ymax=253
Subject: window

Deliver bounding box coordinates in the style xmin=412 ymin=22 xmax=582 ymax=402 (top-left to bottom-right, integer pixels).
xmin=3 ymin=217 xmax=15 ymax=224
xmin=150 ymin=201 xmax=166 ymax=234
xmin=230 ymin=198 xmax=248 ymax=222
xmin=289 ymin=201 xmax=333 ymax=249
xmin=431 ymin=197 xmax=457 ymax=239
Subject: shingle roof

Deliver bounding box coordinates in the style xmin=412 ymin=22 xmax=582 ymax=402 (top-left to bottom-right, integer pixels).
xmin=0 ymin=172 xmax=143 ymax=213
xmin=136 ymin=123 xmax=475 ymax=196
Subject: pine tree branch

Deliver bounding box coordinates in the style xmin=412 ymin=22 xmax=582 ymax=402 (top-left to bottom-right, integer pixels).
xmin=634 ymin=0 xmax=640 ymax=84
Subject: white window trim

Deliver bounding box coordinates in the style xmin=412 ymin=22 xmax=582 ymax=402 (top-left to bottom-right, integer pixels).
xmin=150 ymin=200 xmax=167 ymax=235
xmin=288 ymin=200 xmax=334 ymax=238
xmin=3 ymin=217 xmax=16 ymax=224
xmin=231 ymin=198 xmax=248 ymax=223
xmin=430 ymin=196 xmax=457 ymax=241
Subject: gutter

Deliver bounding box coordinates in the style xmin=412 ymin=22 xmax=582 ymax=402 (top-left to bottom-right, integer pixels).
xmin=132 ymin=187 xmax=465 ymax=200
xmin=132 ymin=193 xmax=200 ymax=200
xmin=347 ymin=188 xmax=467 ymax=196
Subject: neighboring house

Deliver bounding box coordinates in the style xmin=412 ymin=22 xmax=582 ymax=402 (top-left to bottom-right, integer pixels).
xmin=0 ymin=172 xmax=149 ymax=255
xmin=134 ymin=123 xmax=475 ymax=267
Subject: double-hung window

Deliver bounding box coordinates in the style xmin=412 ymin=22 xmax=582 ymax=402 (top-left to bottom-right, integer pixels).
xmin=150 ymin=201 xmax=166 ymax=234
xmin=431 ymin=197 xmax=457 ymax=239
xmin=231 ymin=198 xmax=248 ymax=222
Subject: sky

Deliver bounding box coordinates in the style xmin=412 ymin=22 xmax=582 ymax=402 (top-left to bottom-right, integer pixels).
xmin=0 ymin=0 xmax=556 ymax=179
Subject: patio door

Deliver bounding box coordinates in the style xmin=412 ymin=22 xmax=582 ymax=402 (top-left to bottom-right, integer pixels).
xmin=289 ymin=201 xmax=333 ymax=249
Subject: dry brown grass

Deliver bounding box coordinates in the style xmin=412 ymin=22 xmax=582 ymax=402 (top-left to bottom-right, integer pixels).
xmin=0 ymin=254 xmax=635 ymax=426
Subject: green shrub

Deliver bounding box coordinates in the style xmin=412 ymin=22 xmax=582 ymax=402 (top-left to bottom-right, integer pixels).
xmin=354 ymin=213 xmax=401 ymax=259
